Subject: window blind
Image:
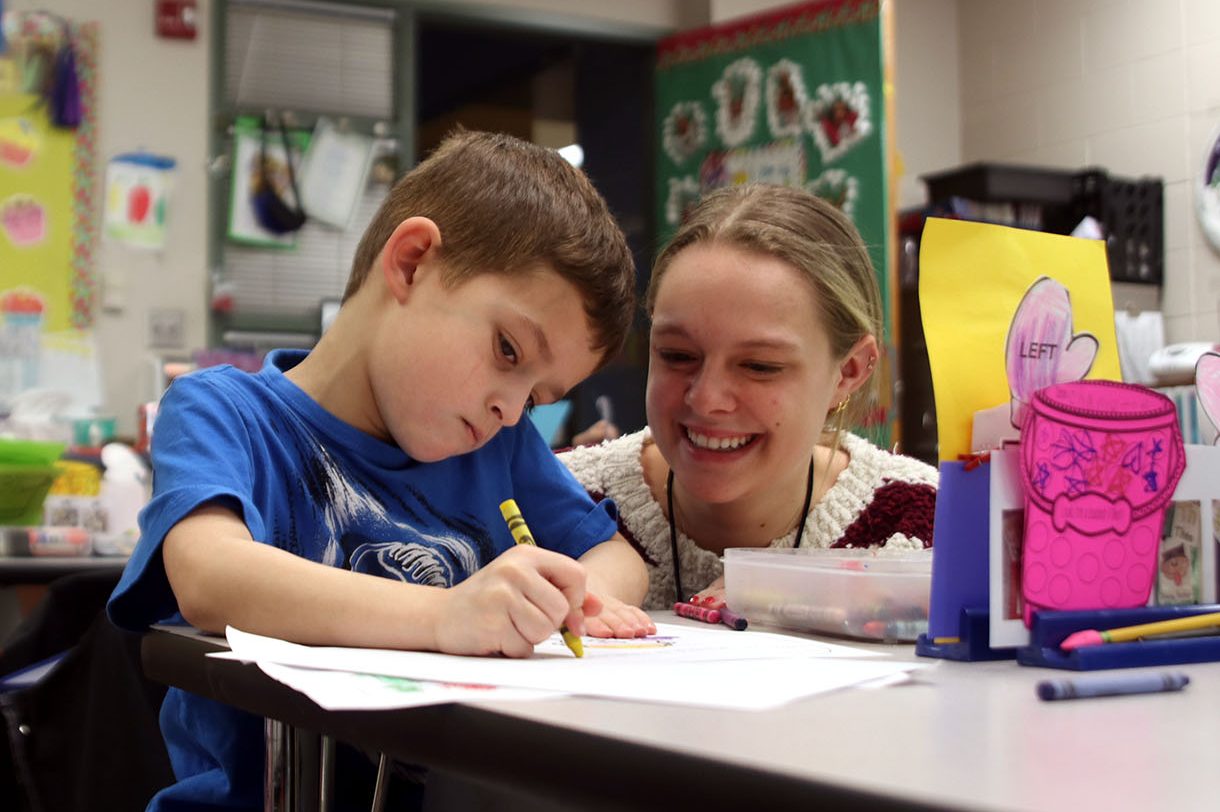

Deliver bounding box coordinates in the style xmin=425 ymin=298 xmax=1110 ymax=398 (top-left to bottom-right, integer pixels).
xmin=225 ymin=0 xmax=395 ymax=119
xmin=217 ymin=0 xmax=398 ymax=324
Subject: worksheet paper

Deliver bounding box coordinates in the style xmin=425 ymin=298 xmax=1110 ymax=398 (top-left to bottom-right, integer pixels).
xmin=212 ymin=622 xmax=923 ymax=711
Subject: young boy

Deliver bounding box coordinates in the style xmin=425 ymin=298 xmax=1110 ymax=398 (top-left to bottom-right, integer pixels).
xmin=107 ymin=131 xmax=653 ymax=810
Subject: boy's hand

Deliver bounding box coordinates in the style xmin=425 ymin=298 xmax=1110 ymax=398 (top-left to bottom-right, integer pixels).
xmin=433 ymin=545 xmax=597 ymax=658
xmin=584 ymin=593 xmax=655 ymax=639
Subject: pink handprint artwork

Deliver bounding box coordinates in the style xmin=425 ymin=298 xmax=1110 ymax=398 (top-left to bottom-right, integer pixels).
xmin=1196 ymin=352 xmax=1220 ymax=443
xmin=1005 ymin=277 xmax=1099 ymax=430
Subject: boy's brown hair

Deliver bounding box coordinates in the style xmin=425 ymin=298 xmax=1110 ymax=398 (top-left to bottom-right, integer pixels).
xmin=346 ymin=130 xmax=636 ymax=366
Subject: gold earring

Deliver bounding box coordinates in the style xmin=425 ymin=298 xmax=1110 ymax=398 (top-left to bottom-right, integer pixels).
xmin=830 ymin=398 xmax=850 ymax=418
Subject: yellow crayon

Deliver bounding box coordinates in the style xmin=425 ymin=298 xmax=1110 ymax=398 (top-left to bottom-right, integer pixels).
xmin=498 ymin=499 xmax=584 ymax=657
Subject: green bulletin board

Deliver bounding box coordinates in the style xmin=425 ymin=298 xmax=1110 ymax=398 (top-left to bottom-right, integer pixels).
xmin=655 ymin=0 xmax=893 ymax=441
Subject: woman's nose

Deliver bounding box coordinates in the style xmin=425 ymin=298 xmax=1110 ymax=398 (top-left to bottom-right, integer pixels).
xmin=685 ymin=367 xmax=732 ymax=413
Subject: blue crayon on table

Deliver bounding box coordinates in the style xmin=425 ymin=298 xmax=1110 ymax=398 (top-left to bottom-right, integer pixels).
xmin=673 ymin=601 xmax=721 ymax=624
xmin=1036 ymin=671 xmax=1190 ymax=702
xmin=718 ymin=607 xmax=748 ymax=631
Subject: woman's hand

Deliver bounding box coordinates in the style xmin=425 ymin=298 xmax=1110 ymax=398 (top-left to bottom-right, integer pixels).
xmin=687 ymin=576 xmax=727 ymax=610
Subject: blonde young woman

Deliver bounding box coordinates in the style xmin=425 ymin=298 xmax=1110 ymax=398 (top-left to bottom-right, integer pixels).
xmin=560 ymin=184 xmax=937 ymax=609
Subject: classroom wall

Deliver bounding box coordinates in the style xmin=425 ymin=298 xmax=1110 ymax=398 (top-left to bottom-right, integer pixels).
xmin=954 ymin=0 xmax=1220 ymax=345
xmin=11 ymin=0 xmax=211 ymax=436
xmin=7 ymin=0 xmax=960 ymax=436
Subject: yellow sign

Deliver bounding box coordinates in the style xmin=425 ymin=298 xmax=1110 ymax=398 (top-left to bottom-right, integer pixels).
xmin=919 ymin=218 xmax=1122 ymax=461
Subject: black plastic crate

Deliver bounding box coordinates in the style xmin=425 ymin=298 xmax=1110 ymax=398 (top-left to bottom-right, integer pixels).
xmin=1069 ymin=169 xmax=1163 ymax=285
xmin=922 ymin=162 xmax=1078 ymax=204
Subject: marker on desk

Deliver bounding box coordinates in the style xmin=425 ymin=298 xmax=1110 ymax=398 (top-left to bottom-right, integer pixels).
xmin=718 ymin=607 xmax=748 ymax=631
xmin=1036 ymin=671 xmax=1190 ymax=702
xmin=673 ymin=601 xmax=721 ymax=624
xmin=1059 ymin=611 xmax=1220 ymax=651
xmin=498 ymin=499 xmax=583 ymax=658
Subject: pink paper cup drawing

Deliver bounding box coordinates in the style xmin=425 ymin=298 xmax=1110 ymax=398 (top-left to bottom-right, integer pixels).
xmin=1020 ymin=381 xmax=1185 ymax=624
xmin=1196 ymin=352 xmax=1220 ymax=443
xmin=1005 ymin=277 xmax=1098 ymax=430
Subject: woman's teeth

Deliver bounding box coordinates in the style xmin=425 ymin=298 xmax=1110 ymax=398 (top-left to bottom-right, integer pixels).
xmin=686 ymin=430 xmax=754 ymax=451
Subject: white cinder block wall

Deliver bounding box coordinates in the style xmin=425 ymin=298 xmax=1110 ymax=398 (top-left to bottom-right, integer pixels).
xmin=955 ymin=0 xmax=1220 ymax=344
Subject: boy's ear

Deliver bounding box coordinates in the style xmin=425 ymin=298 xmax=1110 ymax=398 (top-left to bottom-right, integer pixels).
xmin=832 ymin=334 xmax=879 ymax=403
xmin=381 ymin=217 xmax=442 ymax=303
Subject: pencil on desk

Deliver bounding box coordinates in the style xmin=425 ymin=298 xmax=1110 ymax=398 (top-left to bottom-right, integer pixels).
xmin=499 ymin=498 xmax=584 ymax=658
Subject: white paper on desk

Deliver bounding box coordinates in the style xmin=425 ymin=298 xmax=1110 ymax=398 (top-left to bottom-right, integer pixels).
xmin=214 ymin=623 xmax=921 ymax=711
xmin=256 ymin=662 xmax=564 ymax=711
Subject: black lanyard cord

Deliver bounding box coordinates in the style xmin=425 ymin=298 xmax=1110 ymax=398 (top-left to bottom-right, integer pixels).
xmin=667 ymin=455 xmax=815 ymax=604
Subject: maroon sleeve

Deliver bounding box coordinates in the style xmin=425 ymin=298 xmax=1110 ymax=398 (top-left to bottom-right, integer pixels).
xmin=834 ymin=481 xmax=936 ymax=549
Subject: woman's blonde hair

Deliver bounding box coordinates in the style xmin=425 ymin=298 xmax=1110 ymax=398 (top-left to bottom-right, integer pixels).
xmin=647 ymin=184 xmax=883 ymax=435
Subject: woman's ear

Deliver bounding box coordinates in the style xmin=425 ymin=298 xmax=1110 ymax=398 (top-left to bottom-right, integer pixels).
xmin=832 ymin=334 xmax=879 ymax=404
xmin=381 ymin=217 xmax=442 ymax=303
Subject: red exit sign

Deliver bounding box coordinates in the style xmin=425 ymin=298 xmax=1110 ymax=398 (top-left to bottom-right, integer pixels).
xmin=155 ymin=0 xmax=198 ymax=40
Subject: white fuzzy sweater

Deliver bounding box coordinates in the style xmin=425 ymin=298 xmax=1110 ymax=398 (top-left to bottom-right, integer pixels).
xmin=559 ymin=428 xmax=938 ymax=610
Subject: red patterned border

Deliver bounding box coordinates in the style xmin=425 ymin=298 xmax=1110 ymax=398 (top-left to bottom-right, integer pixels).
xmin=69 ymin=22 xmax=99 ymax=329
xmin=657 ymin=0 xmax=878 ymax=69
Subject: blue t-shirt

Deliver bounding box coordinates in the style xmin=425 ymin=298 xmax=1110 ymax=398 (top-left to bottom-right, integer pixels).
xmin=108 ymin=349 xmax=617 ymax=811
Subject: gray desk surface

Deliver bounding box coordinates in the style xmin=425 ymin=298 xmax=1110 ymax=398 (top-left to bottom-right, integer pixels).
xmin=143 ymin=620 xmax=1220 ymax=812
xmin=0 ymin=555 xmax=128 ymax=585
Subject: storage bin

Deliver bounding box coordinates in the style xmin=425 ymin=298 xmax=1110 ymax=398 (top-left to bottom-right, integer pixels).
xmin=724 ymin=548 xmax=932 ymax=642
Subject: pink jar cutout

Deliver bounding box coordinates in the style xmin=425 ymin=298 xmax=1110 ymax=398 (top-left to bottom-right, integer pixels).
xmin=1020 ymin=380 xmax=1185 ymax=624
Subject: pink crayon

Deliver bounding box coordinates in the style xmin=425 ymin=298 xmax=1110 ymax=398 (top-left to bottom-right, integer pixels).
xmin=673 ymin=601 xmax=721 ymax=624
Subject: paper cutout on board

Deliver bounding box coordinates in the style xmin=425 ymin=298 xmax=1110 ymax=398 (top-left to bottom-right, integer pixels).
xmin=104 ymin=152 xmax=175 ymax=250
xmin=662 ymin=101 xmax=707 ymax=166
xmin=765 ymin=59 xmax=808 ymax=138
xmin=0 ymin=194 xmax=46 ymax=247
xmin=711 ymin=58 xmax=761 ymax=148
xmin=1196 ymin=352 xmax=1220 ymax=443
xmin=1004 ymin=277 xmax=1099 ymax=429
xmin=919 ymin=218 xmax=1122 ymax=462
xmin=806 ymin=168 xmax=858 ymax=218
xmin=0 ymin=287 xmax=45 ymax=396
xmin=0 ymin=116 xmax=41 ymax=169
xmin=805 ymin=81 xmax=871 ymax=163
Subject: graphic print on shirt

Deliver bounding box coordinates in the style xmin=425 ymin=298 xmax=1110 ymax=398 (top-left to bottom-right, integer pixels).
xmin=279 ymin=414 xmax=495 ymax=587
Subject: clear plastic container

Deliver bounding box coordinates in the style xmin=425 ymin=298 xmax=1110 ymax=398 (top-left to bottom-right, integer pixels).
xmin=724 ymin=548 xmax=932 ymax=642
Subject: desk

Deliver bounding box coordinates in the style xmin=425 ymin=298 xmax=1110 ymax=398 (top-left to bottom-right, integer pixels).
xmin=142 ymin=625 xmax=1220 ymax=812
xmin=0 ymin=555 xmax=128 ymax=586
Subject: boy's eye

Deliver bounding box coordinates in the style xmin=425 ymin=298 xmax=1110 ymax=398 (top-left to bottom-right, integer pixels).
xmin=524 ymin=395 xmax=537 ymax=412
xmin=499 ymin=333 xmax=519 ymax=364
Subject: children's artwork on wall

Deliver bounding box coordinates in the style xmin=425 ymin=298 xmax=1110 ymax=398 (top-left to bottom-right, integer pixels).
xmin=765 ymin=59 xmax=808 ymax=138
xmin=298 ymin=117 xmax=374 ymax=230
xmin=711 ymin=58 xmax=761 ymax=147
xmin=661 ymin=101 xmax=707 ymax=166
xmin=806 ymin=168 xmax=857 ymax=218
xmin=805 ymin=80 xmax=871 ymax=163
xmin=656 ymin=0 xmax=893 ymax=443
xmin=104 ymin=152 xmax=175 ymax=250
xmin=0 ymin=11 xmax=99 ymax=411
xmin=227 ymin=117 xmax=309 ymax=248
